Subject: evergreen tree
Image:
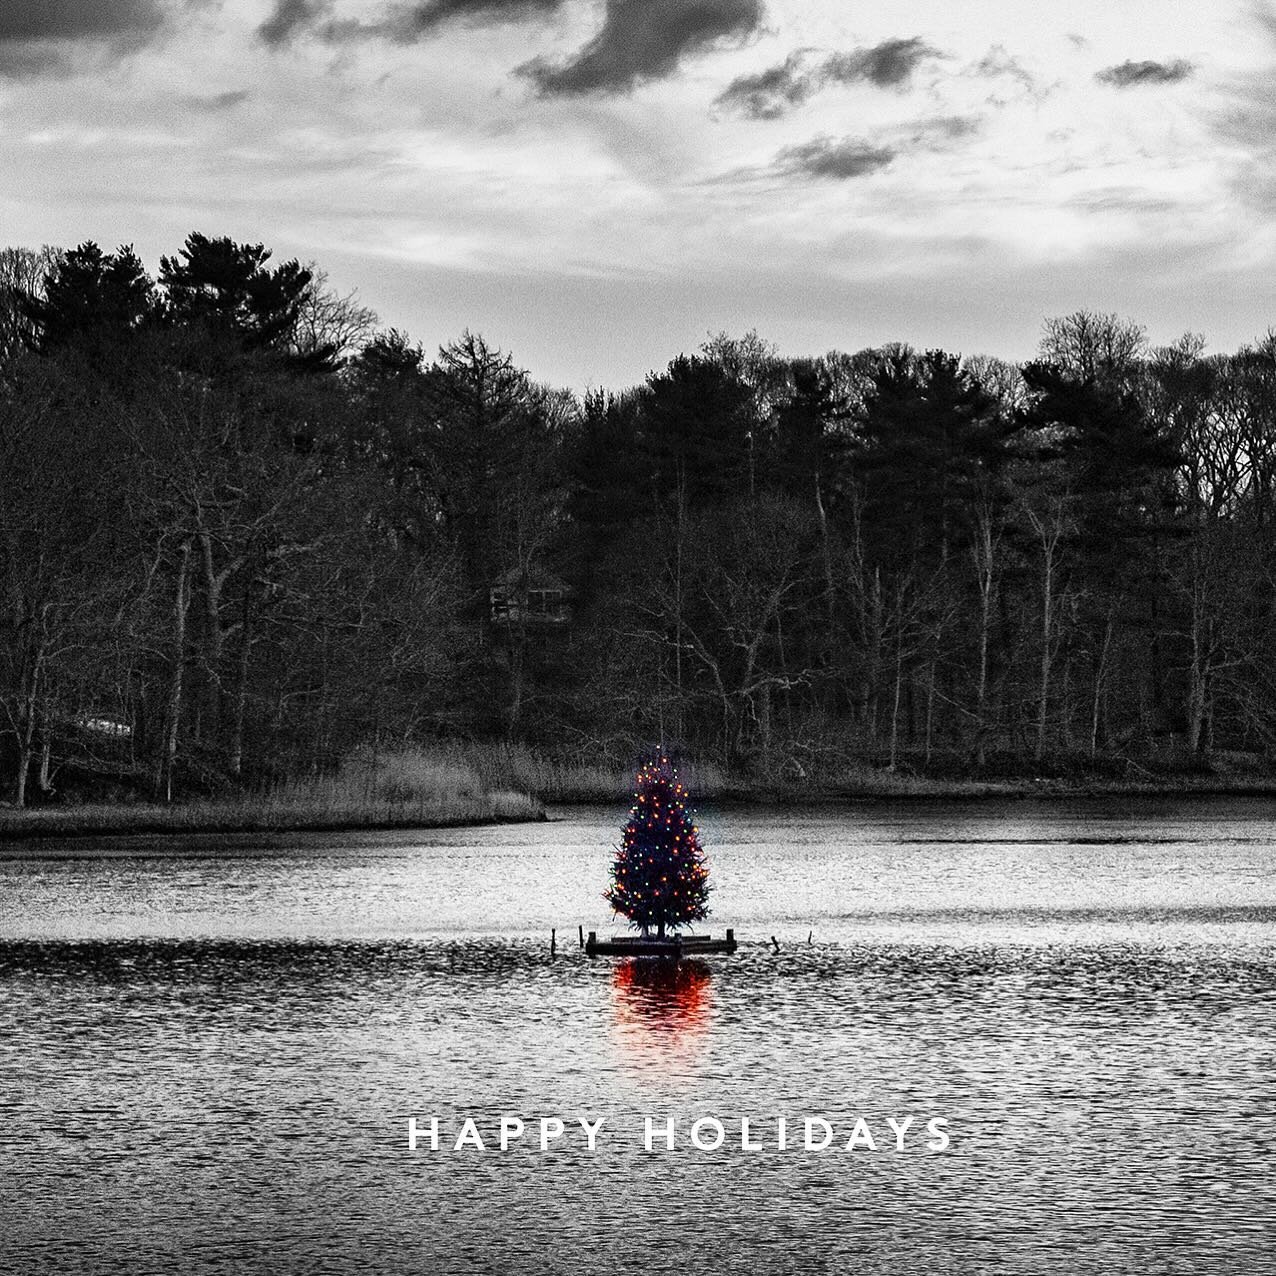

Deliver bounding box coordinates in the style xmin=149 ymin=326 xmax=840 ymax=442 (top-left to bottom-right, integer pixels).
xmin=855 ymin=348 xmax=1010 ymax=574
xmin=23 ymin=241 xmax=157 ymax=366
xmin=605 ymin=757 xmax=710 ymax=938
xmin=642 ymin=355 xmax=752 ymax=507
xmin=158 ymin=232 xmax=323 ymax=370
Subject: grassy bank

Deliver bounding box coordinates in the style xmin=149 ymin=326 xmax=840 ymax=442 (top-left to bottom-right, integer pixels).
xmin=446 ymin=742 xmax=1276 ymax=804
xmin=0 ymin=748 xmax=542 ymax=838
xmin=3 ymin=741 xmax=1273 ymax=838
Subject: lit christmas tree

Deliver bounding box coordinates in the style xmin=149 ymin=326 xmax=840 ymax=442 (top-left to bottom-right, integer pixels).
xmin=605 ymin=756 xmax=711 ymax=939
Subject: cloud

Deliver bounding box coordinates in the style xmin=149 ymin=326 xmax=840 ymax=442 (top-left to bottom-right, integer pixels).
xmin=1096 ymin=58 xmax=1193 ymax=87
xmin=715 ymin=51 xmax=816 ymax=119
xmin=388 ymin=0 xmax=564 ymax=38
xmin=740 ymin=112 xmax=975 ymax=185
xmin=0 ymin=0 xmax=164 ymax=43
xmin=255 ymin=0 xmax=329 ymax=47
xmin=775 ymin=136 xmax=896 ymax=181
xmin=716 ymin=37 xmax=941 ymax=119
xmin=1209 ymin=11 xmax=1276 ymax=213
xmin=906 ymin=114 xmax=980 ymax=148
xmin=0 ymin=43 xmax=68 ymax=78
xmin=971 ymin=45 xmax=1036 ymax=90
xmin=523 ymin=0 xmax=763 ymax=96
xmin=185 ymin=89 xmax=250 ymax=111
xmin=824 ymin=37 xmax=938 ymax=89
xmin=0 ymin=0 xmax=172 ymax=75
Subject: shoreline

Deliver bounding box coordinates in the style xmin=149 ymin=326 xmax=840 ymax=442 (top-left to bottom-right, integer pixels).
xmin=1 ymin=774 xmax=1272 ymax=840
xmin=0 ymin=794 xmax=546 ymax=842
xmin=695 ymin=776 xmax=1276 ymax=805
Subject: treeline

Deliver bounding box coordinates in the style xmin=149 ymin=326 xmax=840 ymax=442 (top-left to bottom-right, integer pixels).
xmin=2 ymin=234 xmax=1275 ymax=806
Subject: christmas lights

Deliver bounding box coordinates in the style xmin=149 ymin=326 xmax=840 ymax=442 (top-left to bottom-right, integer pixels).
xmin=604 ymin=756 xmax=711 ymax=939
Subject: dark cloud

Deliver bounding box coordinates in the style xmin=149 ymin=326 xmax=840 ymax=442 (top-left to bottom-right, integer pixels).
xmin=714 ymin=51 xmax=815 ymax=119
xmin=0 ymin=43 xmax=68 ymax=77
xmin=389 ymin=0 xmax=563 ymax=38
xmin=1096 ymin=58 xmax=1193 ymax=87
xmin=523 ymin=0 xmax=763 ymax=96
xmin=258 ymin=0 xmax=333 ymax=47
xmin=0 ymin=0 xmax=163 ymax=42
xmin=258 ymin=0 xmax=568 ymax=47
xmin=0 ymin=0 xmax=171 ymax=76
xmin=716 ymin=37 xmax=940 ymax=120
xmin=775 ymin=136 xmax=896 ymax=181
xmin=741 ymin=112 xmax=974 ymax=186
xmin=824 ymin=36 xmax=937 ymax=89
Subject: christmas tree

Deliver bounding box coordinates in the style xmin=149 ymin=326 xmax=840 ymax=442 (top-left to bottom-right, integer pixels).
xmin=605 ymin=756 xmax=710 ymax=938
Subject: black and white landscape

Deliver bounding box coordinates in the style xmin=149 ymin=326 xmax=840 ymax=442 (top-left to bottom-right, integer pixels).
xmin=2 ymin=3 xmax=1275 ymax=1274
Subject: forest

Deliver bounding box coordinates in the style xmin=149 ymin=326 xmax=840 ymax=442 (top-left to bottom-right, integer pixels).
xmin=1 ymin=232 xmax=1274 ymax=809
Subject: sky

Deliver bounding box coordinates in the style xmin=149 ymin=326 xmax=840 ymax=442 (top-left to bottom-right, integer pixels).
xmin=2 ymin=0 xmax=1275 ymax=389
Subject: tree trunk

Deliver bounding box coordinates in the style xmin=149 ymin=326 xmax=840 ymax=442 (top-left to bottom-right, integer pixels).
xmin=924 ymin=658 xmax=936 ymax=765
xmin=37 ymin=707 xmax=52 ymax=796
xmin=13 ymin=695 xmax=35 ymax=809
xmin=229 ymin=591 xmax=251 ymax=779
xmin=889 ymin=632 xmax=904 ymax=769
xmin=815 ymin=472 xmax=836 ymax=638
xmin=1036 ymin=544 xmax=1054 ymax=764
xmin=865 ymin=568 xmax=883 ymax=739
xmin=13 ymin=653 xmax=42 ymax=809
xmin=1185 ymin=574 xmax=1211 ymax=756
xmin=972 ymin=510 xmax=995 ymax=768
xmin=1089 ymin=611 xmax=1115 ymax=758
xmin=757 ymin=681 xmax=772 ymax=774
xmin=155 ymin=539 xmax=192 ymax=803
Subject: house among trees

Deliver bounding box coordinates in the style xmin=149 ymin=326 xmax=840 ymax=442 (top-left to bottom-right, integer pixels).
xmin=489 ymin=567 xmax=572 ymax=627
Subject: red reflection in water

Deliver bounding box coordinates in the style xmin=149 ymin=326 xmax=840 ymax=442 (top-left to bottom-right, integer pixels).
xmin=610 ymin=958 xmax=714 ymax=1073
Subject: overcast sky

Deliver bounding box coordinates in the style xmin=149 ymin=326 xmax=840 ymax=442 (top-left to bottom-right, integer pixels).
xmin=2 ymin=1 xmax=1274 ymax=387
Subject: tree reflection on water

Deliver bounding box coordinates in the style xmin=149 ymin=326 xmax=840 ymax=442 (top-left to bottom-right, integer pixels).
xmin=609 ymin=958 xmax=714 ymax=1073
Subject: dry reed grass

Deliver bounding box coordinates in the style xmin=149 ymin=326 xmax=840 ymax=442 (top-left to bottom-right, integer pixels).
xmin=0 ymin=746 xmax=542 ymax=837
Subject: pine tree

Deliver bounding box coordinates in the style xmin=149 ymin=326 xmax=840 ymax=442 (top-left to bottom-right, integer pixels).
xmin=605 ymin=757 xmax=710 ymax=938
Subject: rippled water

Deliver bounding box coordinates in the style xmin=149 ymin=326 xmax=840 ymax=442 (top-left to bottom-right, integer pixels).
xmin=2 ymin=798 xmax=1274 ymax=1273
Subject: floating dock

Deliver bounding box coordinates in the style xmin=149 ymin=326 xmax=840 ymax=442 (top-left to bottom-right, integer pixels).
xmin=584 ymin=928 xmax=738 ymax=957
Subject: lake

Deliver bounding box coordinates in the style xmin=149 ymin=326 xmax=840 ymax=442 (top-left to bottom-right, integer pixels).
xmin=1 ymin=797 xmax=1273 ymax=1273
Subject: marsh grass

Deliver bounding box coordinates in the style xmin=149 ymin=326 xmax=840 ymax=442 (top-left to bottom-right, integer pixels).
xmin=0 ymin=746 xmax=542 ymax=838
xmin=3 ymin=741 xmax=1266 ymax=838
xmin=457 ymin=741 xmax=731 ymax=803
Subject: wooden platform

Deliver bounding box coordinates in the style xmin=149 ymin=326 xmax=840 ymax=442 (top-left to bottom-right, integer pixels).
xmin=584 ymin=929 xmax=738 ymax=957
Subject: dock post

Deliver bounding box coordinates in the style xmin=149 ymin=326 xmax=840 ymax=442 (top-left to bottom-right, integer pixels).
xmin=726 ymin=928 xmax=734 ymax=944
xmin=578 ymin=924 xmax=584 ymax=949
xmin=551 ymin=928 xmax=556 ymax=956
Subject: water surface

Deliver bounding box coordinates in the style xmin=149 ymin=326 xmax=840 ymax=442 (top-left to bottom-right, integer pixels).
xmin=2 ymin=798 xmax=1273 ymax=1273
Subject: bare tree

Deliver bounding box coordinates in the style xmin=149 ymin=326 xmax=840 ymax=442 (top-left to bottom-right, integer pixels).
xmin=291 ymin=264 xmax=378 ymax=365
xmin=1018 ymin=489 xmax=1075 ymax=763
xmin=1040 ymin=311 xmax=1147 ymax=386
xmin=0 ymin=244 xmax=60 ymax=365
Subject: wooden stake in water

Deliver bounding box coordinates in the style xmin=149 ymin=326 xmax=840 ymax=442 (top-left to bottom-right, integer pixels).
xmin=551 ymin=928 xmax=556 ymax=956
